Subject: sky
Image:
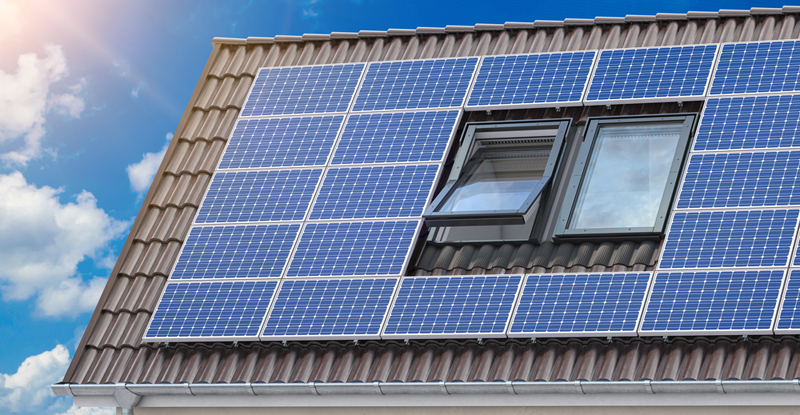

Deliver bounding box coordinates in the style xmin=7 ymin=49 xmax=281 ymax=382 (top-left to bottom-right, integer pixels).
xmin=0 ymin=0 xmax=791 ymax=413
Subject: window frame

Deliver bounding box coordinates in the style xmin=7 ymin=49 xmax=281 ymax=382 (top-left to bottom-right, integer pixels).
xmin=554 ymin=113 xmax=696 ymax=239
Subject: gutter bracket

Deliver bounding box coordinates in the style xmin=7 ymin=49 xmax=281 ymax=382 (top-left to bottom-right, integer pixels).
xmin=115 ymin=383 xmax=141 ymax=409
xmin=575 ymin=380 xmax=585 ymax=394
xmin=715 ymin=379 xmax=726 ymax=394
xmin=643 ymin=379 xmax=655 ymax=394
xmin=310 ymin=381 xmax=321 ymax=395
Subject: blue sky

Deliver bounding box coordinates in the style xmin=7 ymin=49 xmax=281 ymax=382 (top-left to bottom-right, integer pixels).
xmin=0 ymin=0 xmax=789 ymax=413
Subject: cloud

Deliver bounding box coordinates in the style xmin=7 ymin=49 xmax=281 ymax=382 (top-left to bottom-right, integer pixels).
xmin=53 ymin=405 xmax=115 ymax=415
xmin=0 ymin=0 xmax=23 ymax=41
xmin=126 ymin=132 xmax=173 ymax=195
xmin=0 ymin=171 xmax=128 ymax=317
xmin=0 ymin=44 xmax=85 ymax=166
xmin=0 ymin=345 xmax=69 ymax=412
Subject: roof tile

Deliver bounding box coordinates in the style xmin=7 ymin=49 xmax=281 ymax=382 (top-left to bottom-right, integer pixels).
xmin=208 ymin=47 xmax=232 ymax=78
xmin=152 ymin=243 xmax=181 ymax=277
xmin=240 ymin=46 xmax=266 ymax=77
xmin=118 ymin=242 xmax=146 ymax=277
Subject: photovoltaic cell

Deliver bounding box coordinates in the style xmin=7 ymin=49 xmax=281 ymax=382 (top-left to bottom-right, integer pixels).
xmin=352 ymin=58 xmax=478 ymax=112
xmin=466 ymin=52 xmax=596 ymax=108
xmin=776 ymin=270 xmax=800 ymax=333
xmin=677 ymin=151 xmax=800 ymax=209
xmin=710 ymin=40 xmax=800 ymax=96
xmin=310 ymin=165 xmax=439 ymax=220
xmin=585 ymin=45 xmax=717 ymax=103
xmin=660 ymin=209 xmax=799 ymax=269
xmin=286 ymin=220 xmax=419 ymax=278
xmin=218 ymin=116 xmax=343 ymax=169
xmin=693 ymin=95 xmax=800 ymax=152
xmin=262 ymin=278 xmax=398 ymax=339
xmin=331 ymin=110 xmax=458 ymax=165
xmin=171 ymin=224 xmax=300 ymax=280
xmin=640 ymin=270 xmax=784 ymax=334
xmin=241 ymin=64 xmax=364 ymax=117
xmin=382 ymin=275 xmax=522 ymax=338
xmin=508 ymin=273 xmax=650 ymax=337
xmin=196 ymin=169 xmax=321 ymax=224
xmin=144 ymin=280 xmax=278 ymax=340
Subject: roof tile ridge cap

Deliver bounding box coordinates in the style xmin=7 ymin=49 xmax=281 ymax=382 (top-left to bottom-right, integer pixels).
xmin=593 ymin=16 xmax=626 ymax=24
xmin=533 ymin=20 xmax=565 ymax=27
xmin=686 ymin=11 xmax=720 ymax=18
xmin=330 ymin=32 xmax=360 ymax=39
xmin=246 ymin=37 xmax=274 ymax=44
xmin=358 ymin=30 xmax=388 ymax=37
xmin=625 ymin=15 xmax=656 ymax=22
xmin=212 ymin=37 xmax=247 ymax=45
xmin=655 ymin=13 xmax=688 ymax=20
xmin=783 ymin=6 xmax=800 ymax=13
xmin=386 ymin=28 xmax=417 ymax=36
xmin=274 ymin=35 xmax=303 ymax=42
xmin=444 ymin=25 xmax=476 ymax=32
xmin=504 ymin=22 xmax=535 ymax=29
xmin=474 ymin=23 xmax=505 ymax=30
xmin=416 ymin=27 xmax=446 ymax=34
xmin=301 ymin=33 xmax=331 ymax=41
xmin=564 ymin=18 xmax=595 ymax=25
xmin=717 ymin=9 xmax=752 ymax=17
xmin=750 ymin=7 xmax=785 ymax=14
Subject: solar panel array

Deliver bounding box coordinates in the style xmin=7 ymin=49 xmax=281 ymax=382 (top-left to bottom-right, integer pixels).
xmin=710 ymin=40 xmax=800 ymax=96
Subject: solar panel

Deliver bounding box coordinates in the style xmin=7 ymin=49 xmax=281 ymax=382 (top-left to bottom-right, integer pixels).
xmin=584 ymin=45 xmax=717 ymax=104
xmin=693 ymin=95 xmax=800 ymax=152
xmin=710 ymin=40 xmax=800 ymax=96
xmin=171 ymin=224 xmax=300 ymax=280
xmin=196 ymin=169 xmax=322 ymax=224
xmin=640 ymin=270 xmax=784 ymax=335
xmin=310 ymin=165 xmax=439 ymax=221
xmin=508 ymin=273 xmax=650 ymax=337
xmin=218 ymin=116 xmax=344 ymax=169
xmin=382 ymin=275 xmax=522 ymax=339
xmin=286 ymin=220 xmax=419 ymax=278
xmin=261 ymin=278 xmax=398 ymax=340
xmin=677 ymin=151 xmax=800 ymax=209
xmin=466 ymin=51 xmax=596 ymax=109
xmin=331 ymin=110 xmax=459 ymax=165
xmin=659 ymin=209 xmax=799 ymax=270
xmin=241 ymin=64 xmax=364 ymax=117
xmin=775 ymin=270 xmax=800 ymax=333
xmin=144 ymin=280 xmax=278 ymax=341
xmin=352 ymin=58 xmax=478 ymax=112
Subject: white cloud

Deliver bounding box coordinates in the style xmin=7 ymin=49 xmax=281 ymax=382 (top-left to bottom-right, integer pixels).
xmin=0 ymin=345 xmax=69 ymax=412
xmin=0 ymin=171 xmax=128 ymax=316
xmin=126 ymin=132 xmax=173 ymax=195
xmin=0 ymin=0 xmax=23 ymax=42
xmin=0 ymin=44 xmax=85 ymax=166
xmin=53 ymin=405 xmax=115 ymax=415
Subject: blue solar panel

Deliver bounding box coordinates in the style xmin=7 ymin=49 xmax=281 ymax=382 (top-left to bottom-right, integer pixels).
xmin=693 ymin=95 xmax=800 ymax=152
xmin=218 ymin=116 xmax=343 ymax=169
xmin=241 ymin=64 xmax=364 ymax=116
xmin=585 ymin=45 xmax=717 ymax=103
xmin=352 ymin=58 xmax=478 ymax=111
xmin=144 ymin=280 xmax=278 ymax=340
xmin=776 ymin=270 xmax=800 ymax=333
xmin=331 ymin=110 xmax=458 ymax=165
xmin=310 ymin=165 xmax=439 ymax=221
xmin=640 ymin=270 xmax=784 ymax=334
xmin=508 ymin=273 xmax=650 ymax=337
xmin=262 ymin=278 xmax=398 ymax=339
xmin=196 ymin=169 xmax=321 ymax=224
xmin=171 ymin=224 xmax=300 ymax=280
xmin=466 ymin=52 xmax=596 ymax=108
xmin=677 ymin=151 xmax=800 ymax=209
xmin=660 ymin=209 xmax=799 ymax=269
xmin=382 ymin=275 xmax=522 ymax=338
xmin=710 ymin=40 xmax=800 ymax=96
xmin=286 ymin=220 xmax=419 ymax=278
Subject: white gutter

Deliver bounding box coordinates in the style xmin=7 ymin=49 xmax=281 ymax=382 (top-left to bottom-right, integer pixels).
xmin=52 ymin=379 xmax=800 ymax=410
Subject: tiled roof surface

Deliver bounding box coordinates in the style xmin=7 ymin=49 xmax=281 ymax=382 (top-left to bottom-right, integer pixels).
xmin=64 ymin=7 xmax=800 ymax=386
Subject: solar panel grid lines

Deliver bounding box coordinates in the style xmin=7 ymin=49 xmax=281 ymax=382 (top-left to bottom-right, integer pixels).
xmin=692 ymin=95 xmax=800 ymax=152
xmin=466 ymin=51 xmax=598 ymax=110
xmin=143 ymin=280 xmax=279 ymax=342
xmin=508 ymin=273 xmax=652 ymax=338
xmin=709 ymin=40 xmax=800 ymax=97
xmin=583 ymin=44 xmax=719 ymax=105
xmin=639 ymin=269 xmax=785 ymax=335
xmin=774 ymin=269 xmax=800 ymax=333
xmin=260 ymin=277 xmax=400 ymax=340
xmin=381 ymin=275 xmax=524 ymax=339
xmin=352 ymin=57 xmax=480 ymax=112
xmin=241 ymin=63 xmax=366 ymax=117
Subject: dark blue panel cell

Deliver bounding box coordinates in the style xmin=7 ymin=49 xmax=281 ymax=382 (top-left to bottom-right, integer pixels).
xmin=508 ymin=273 xmax=650 ymax=336
xmin=694 ymin=96 xmax=800 ymax=151
xmin=332 ymin=110 xmax=458 ymax=165
xmin=660 ymin=209 xmax=798 ymax=269
xmin=262 ymin=278 xmax=398 ymax=338
xmin=467 ymin=51 xmax=596 ymax=107
xmin=383 ymin=275 xmax=522 ymax=337
xmin=286 ymin=220 xmax=419 ymax=278
xmin=218 ymin=116 xmax=343 ymax=169
xmin=310 ymin=165 xmax=439 ymax=220
xmin=144 ymin=280 xmax=277 ymax=340
xmin=585 ymin=45 xmax=717 ymax=102
xmin=640 ymin=270 xmax=784 ymax=333
xmin=677 ymin=151 xmax=800 ymax=209
xmin=196 ymin=169 xmax=321 ymax=224
xmin=241 ymin=64 xmax=364 ymax=116
xmin=776 ymin=270 xmax=800 ymax=332
xmin=710 ymin=40 xmax=800 ymax=96
xmin=352 ymin=58 xmax=478 ymax=111
xmin=171 ymin=224 xmax=300 ymax=279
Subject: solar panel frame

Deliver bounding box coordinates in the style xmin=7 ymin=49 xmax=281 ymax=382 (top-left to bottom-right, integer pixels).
xmin=774 ymin=269 xmax=800 ymax=334
xmin=709 ymin=40 xmax=800 ymax=97
xmin=583 ymin=44 xmax=720 ymax=106
xmin=465 ymin=51 xmax=598 ymax=111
